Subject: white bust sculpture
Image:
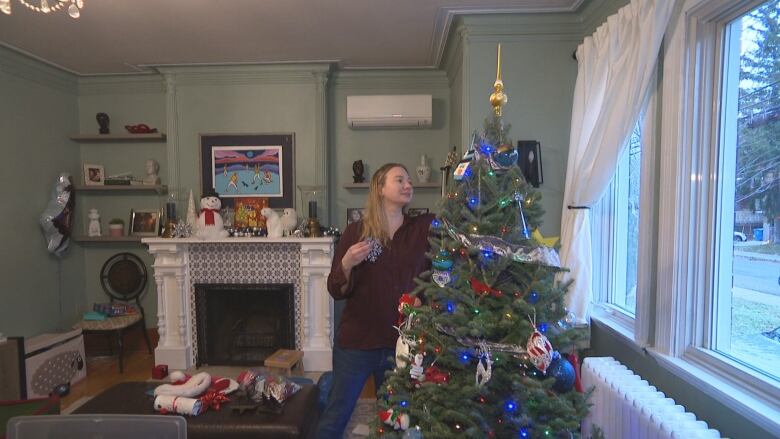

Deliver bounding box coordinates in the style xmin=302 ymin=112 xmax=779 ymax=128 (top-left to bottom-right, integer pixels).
xmin=144 ymin=159 xmax=161 ymax=185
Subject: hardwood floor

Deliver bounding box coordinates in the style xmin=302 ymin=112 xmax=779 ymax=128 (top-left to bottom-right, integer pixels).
xmin=61 ymin=330 xmax=156 ymax=411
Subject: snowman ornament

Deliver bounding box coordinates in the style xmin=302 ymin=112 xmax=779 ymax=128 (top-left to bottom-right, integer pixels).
xmin=195 ymin=194 xmax=229 ymax=239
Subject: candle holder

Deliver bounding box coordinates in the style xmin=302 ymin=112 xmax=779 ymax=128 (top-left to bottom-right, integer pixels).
xmin=298 ymin=185 xmax=325 ymax=237
xmin=161 ymin=189 xmax=183 ymax=238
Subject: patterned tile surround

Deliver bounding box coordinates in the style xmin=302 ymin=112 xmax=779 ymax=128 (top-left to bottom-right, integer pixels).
xmin=143 ymin=237 xmax=335 ymax=371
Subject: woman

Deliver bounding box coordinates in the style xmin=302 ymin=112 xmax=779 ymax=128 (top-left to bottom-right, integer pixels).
xmin=317 ymin=163 xmax=434 ymax=438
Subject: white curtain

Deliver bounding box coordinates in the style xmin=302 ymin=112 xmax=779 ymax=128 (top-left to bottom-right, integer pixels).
xmin=559 ymin=0 xmax=676 ymax=323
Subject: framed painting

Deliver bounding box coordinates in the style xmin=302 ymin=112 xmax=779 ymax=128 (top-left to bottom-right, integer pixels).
xmin=407 ymin=207 xmax=429 ymax=217
xmin=130 ymin=209 xmax=161 ymax=237
xmin=346 ymin=208 xmax=365 ymax=226
xmin=200 ymin=134 xmax=295 ymax=209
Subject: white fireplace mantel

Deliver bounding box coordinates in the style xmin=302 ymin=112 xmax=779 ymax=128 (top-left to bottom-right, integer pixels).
xmin=142 ymin=237 xmax=335 ymax=371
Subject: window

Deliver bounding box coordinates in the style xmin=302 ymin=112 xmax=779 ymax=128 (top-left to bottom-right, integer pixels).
xmin=654 ymin=0 xmax=780 ymax=432
xmin=591 ymin=120 xmax=643 ymax=318
xmin=714 ymin=0 xmax=780 ymax=382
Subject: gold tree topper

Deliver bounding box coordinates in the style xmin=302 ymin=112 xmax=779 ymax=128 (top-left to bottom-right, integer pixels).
xmin=489 ymin=44 xmax=508 ymax=116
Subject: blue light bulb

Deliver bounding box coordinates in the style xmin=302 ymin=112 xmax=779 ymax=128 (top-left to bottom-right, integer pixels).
xmin=538 ymin=323 xmax=548 ymax=333
xmin=528 ymin=291 xmax=539 ymax=304
xmin=446 ymin=301 xmax=455 ymax=313
xmin=504 ymin=399 xmax=517 ymax=412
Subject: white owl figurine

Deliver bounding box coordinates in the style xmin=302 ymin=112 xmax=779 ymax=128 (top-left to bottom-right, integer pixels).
xmin=195 ymin=195 xmax=229 ymax=240
xmin=261 ymin=207 xmax=283 ymax=238
xmin=280 ymin=208 xmax=298 ymax=236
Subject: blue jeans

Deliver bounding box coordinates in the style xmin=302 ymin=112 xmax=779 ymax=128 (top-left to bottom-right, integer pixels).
xmin=316 ymin=345 xmax=394 ymax=439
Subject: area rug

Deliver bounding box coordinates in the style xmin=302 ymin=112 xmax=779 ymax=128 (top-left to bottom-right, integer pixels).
xmin=345 ymin=398 xmax=376 ymax=438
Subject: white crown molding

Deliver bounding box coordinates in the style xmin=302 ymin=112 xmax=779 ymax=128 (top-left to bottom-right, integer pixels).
xmin=77 ymin=75 xmax=164 ymax=95
xmin=428 ymin=0 xmax=585 ymax=67
xmin=0 ymin=43 xmax=77 ymax=93
xmin=153 ymin=63 xmax=333 ymax=86
xmin=331 ymin=70 xmax=449 ymax=90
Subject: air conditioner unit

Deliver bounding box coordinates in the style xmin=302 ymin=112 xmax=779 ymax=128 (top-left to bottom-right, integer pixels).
xmin=347 ymin=94 xmax=432 ymax=128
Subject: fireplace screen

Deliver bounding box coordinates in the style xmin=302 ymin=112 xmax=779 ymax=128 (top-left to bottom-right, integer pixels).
xmin=195 ymin=283 xmax=295 ymax=366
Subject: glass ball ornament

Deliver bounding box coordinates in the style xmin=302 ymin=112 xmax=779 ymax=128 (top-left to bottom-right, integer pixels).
xmin=493 ymin=144 xmax=519 ymax=169
xmin=547 ymin=355 xmax=576 ymax=392
xmin=432 ymin=250 xmax=454 ymax=271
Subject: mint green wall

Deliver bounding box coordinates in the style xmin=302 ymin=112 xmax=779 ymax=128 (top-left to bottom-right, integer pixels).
xmin=0 ymin=46 xmax=85 ymax=337
xmin=75 ymin=76 xmax=167 ymax=326
xmin=162 ymin=65 xmax=330 ymax=221
xmin=456 ymin=13 xmax=581 ymax=237
xmin=329 ymin=71 xmax=451 ymax=229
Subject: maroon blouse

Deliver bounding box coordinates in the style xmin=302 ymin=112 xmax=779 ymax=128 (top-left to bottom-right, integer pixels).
xmin=327 ymin=213 xmax=435 ymax=350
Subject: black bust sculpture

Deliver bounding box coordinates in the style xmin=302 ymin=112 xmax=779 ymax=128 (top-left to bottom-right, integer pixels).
xmin=96 ymin=112 xmax=110 ymax=134
xmin=352 ymin=160 xmax=366 ymax=183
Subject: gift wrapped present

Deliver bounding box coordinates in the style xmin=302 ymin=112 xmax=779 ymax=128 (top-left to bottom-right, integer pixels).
xmin=236 ymin=369 xmax=301 ymax=404
xmin=93 ymin=302 xmax=136 ymax=317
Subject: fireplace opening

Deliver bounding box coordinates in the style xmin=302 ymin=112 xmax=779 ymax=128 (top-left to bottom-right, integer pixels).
xmin=194 ymin=283 xmax=295 ymax=366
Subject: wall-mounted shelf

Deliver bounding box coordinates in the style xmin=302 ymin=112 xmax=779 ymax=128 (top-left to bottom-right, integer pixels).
xmin=70 ymin=133 xmax=167 ymax=142
xmin=343 ymin=182 xmax=440 ymax=189
xmin=75 ymin=185 xmax=167 ymax=193
xmin=73 ymin=235 xmax=143 ymax=243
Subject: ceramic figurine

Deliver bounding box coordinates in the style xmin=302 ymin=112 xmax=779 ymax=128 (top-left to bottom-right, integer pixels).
xmin=96 ymin=112 xmax=110 ymax=134
xmin=416 ymin=154 xmax=431 ymax=183
xmin=87 ymin=208 xmax=101 ymax=237
xmin=144 ymin=159 xmax=161 ymax=185
xmin=352 ymin=160 xmax=366 ymax=183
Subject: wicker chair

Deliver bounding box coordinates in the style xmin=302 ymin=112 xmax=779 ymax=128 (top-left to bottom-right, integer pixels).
xmin=73 ymin=253 xmax=152 ymax=373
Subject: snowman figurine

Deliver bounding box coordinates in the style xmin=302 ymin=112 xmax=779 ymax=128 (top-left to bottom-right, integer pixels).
xmin=195 ymin=193 xmax=229 ymax=240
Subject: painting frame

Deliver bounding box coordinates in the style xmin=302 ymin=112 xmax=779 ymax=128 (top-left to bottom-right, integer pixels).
xmin=346 ymin=208 xmax=365 ymax=226
xmin=407 ymin=207 xmax=429 ymax=217
xmin=83 ymin=163 xmax=105 ymax=186
xmin=200 ymin=134 xmax=295 ymax=209
xmin=130 ymin=209 xmax=161 ymax=237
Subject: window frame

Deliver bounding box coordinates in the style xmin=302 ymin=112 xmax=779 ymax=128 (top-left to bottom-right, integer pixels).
xmin=590 ymin=93 xmax=658 ymax=346
xmin=653 ymin=0 xmax=780 ymax=433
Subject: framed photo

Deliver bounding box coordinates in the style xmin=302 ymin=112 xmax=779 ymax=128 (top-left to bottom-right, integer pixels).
xmin=130 ymin=209 xmax=161 ymax=236
xmin=517 ymin=140 xmax=543 ymax=188
xmin=407 ymin=208 xmax=429 ymax=217
xmin=83 ymin=163 xmax=105 ymax=186
xmin=346 ymin=208 xmax=366 ymax=226
xmin=200 ymin=134 xmax=295 ymax=209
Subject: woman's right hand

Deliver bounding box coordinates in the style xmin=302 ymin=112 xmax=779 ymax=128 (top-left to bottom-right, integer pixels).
xmin=342 ymin=240 xmax=371 ymax=272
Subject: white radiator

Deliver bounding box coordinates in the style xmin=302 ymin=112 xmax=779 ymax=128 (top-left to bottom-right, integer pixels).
xmin=582 ymin=357 xmax=722 ymax=439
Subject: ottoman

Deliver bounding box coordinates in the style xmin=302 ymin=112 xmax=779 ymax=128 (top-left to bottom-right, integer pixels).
xmin=74 ymin=381 xmax=319 ymax=439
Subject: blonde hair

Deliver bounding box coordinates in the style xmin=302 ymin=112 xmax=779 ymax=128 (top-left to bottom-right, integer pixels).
xmin=360 ymin=163 xmax=409 ymax=247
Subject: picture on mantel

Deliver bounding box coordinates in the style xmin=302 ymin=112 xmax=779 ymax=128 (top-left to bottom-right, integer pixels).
xmin=200 ymin=133 xmax=295 ymax=209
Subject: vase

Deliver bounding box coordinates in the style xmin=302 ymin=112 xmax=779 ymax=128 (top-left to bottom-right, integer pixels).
xmin=416 ymin=154 xmax=431 ymax=184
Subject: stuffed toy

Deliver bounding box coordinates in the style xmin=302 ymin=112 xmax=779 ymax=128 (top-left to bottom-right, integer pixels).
xmin=195 ymin=193 xmax=228 ymax=239
xmin=280 ymin=208 xmax=298 ymax=236
xmin=261 ymin=207 xmax=283 ymax=238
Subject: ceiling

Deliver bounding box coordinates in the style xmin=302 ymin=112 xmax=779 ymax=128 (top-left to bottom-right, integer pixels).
xmin=0 ymin=0 xmax=584 ymax=75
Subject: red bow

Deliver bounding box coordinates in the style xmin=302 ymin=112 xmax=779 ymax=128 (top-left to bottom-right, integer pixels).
xmin=469 ymin=277 xmax=503 ymax=298
xmin=201 ymin=208 xmax=219 ymax=225
xmin=199 ymin=390 xmax=230 ymax=413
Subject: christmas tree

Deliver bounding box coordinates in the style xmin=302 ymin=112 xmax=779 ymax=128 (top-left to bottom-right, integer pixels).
xmin=372 ymin=45 xmax=590 ymax=438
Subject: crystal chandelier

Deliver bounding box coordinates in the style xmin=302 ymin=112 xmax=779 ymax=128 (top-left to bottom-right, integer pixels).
xmin=0 ymin=0 xmax=85 ymax=18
